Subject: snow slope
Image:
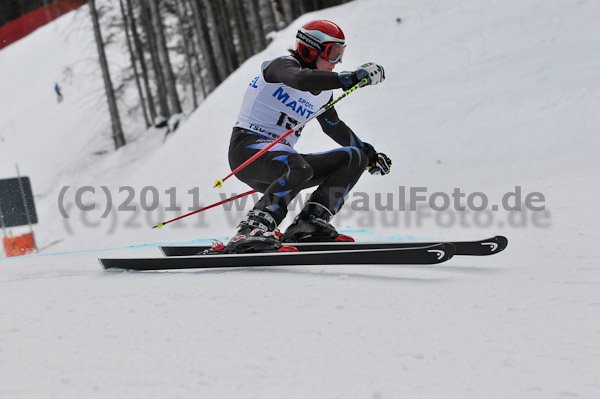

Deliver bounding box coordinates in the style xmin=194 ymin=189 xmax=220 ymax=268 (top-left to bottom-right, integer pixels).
xmin=1 ymin=0 xmax=600 ymax=397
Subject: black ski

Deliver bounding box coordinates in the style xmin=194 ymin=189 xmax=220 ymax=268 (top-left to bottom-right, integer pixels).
xmin=159 ymin=235 xmax=508 ymax=257
xmin=99 ymin=243 xmax=455 ymax=271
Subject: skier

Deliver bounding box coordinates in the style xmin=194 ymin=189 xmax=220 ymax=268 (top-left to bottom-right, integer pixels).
xmin=223 ymin=20 xmax=391 ymax=253
xmin=54 ymin=83 xmax=63 ymax=103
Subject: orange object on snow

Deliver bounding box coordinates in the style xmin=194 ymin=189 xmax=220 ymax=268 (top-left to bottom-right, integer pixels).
xmin=3 ymin=232 xmax=36 ymax=257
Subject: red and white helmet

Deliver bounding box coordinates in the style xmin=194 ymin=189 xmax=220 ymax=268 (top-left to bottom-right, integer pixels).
xmin=296 ymin=20 xmax=346 ymax=64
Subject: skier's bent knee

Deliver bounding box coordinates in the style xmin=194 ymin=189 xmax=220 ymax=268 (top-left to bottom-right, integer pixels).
xmin=290 ymin=163 xmax=313 ymax=183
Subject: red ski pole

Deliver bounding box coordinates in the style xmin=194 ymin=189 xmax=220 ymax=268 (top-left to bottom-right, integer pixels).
xmin=214 ymin=78 xmax=368 ymax=188
xmin=153 ymin=189 xmax=257 ymax=229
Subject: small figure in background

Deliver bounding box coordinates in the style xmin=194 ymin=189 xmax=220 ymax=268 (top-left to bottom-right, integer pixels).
xmin=54 ymin=83 xmax=63 ymax=103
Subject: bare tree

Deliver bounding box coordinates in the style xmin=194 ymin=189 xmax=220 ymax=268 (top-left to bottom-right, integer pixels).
xmin=275 ymin=0 xmax=293 ymax=26
xmin=126 ymin=0 xmax=157 ymax=123
xmin=180 ymin=0 xmax=207 ymax=98
xmin=148 ymin=0 xmax=182 ymax=115
xmin=227 ymin=0 xmax=252 ymax=62
xmin=88 ymin=0 xmax=126 ymax=150
xmin=199 ymin=0 xmax=230 ymax=82
xmin=119 ymin=0 xmax=150 ymax=127
xmin=212 ymin=0 xmax=238 ymax=72
xmin=188 ymin=0 xmax=219 ymax=91
xmin=257 ymin=0 xmax=277 ymax=35
xmin=242 ymin=0 xmax=266 ymax=54
xmin=269 ymin=0 xmax=287 ymax=29
xmin=140 ymin=0 xmax=170 ymax=120
xmin=174 ymin=0 xmax=198 ymax=109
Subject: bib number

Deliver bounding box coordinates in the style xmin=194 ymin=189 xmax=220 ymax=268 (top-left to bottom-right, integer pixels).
xmin=276 ymin=112 xmax=304 ymax=137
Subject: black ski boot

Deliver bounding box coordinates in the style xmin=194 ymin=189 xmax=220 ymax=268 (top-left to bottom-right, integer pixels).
xmin=281 ymin=202 xmax=354 ymax=243
xmin=223 ymin=210 xmax=282 ymax=253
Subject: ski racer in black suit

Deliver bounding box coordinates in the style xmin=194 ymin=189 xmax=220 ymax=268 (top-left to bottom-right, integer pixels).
xmin=224 ymin=20 xmax=391 ymax=253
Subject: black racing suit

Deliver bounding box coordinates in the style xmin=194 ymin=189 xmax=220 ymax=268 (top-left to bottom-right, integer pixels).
xmin=229 ymin=56 xmax=377 ymax=225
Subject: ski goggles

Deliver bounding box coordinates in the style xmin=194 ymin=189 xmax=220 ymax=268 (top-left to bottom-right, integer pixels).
xmin=320 ymin=42 xmax=346 ymax=63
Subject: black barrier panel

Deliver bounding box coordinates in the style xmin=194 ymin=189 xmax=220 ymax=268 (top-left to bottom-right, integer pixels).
xmin=0 ymin=177 xmax=38 ymax=228
xmin=1 ymin=0 xmax=41 ymax=27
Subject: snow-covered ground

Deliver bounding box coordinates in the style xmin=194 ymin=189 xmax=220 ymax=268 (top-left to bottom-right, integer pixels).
xmin=1 ymin=0 xmax=600 ymax=397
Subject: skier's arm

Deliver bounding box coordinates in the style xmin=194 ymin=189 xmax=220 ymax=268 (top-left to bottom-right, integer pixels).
xmin=317 ymin=104 xmax=375 ymax=159
xmin=318 ymin=103 xmax=392 ymax=175
xmin=263 ymin=57 xmax=343 ymax=91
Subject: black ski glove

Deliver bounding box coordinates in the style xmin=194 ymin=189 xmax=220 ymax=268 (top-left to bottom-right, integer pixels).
xmin=361 ymin=142 xmax=392 ymax=175
xmin=367 ymin=153 xmax=392 ymax=175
